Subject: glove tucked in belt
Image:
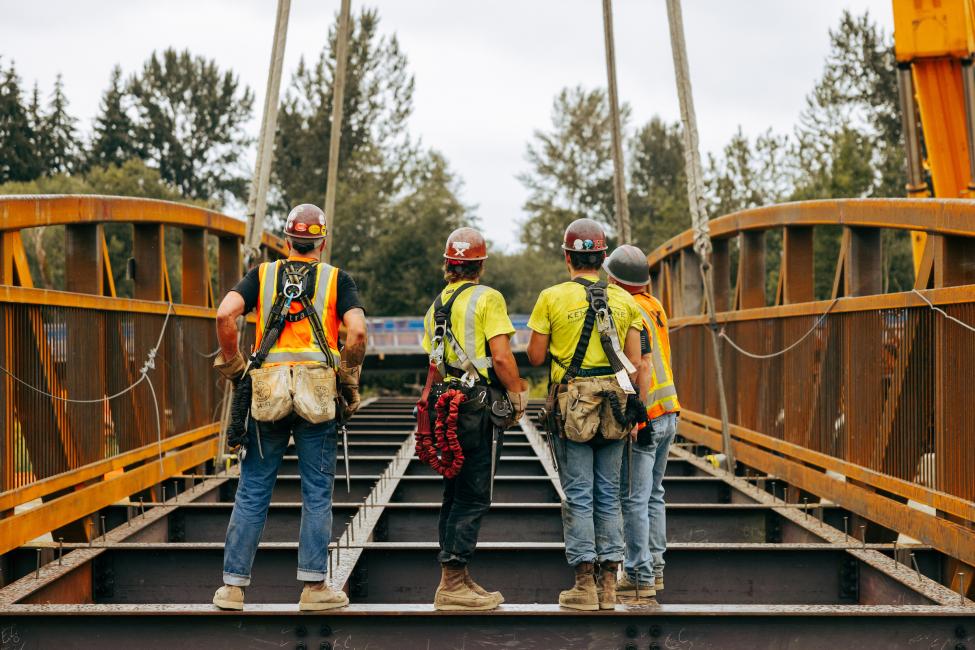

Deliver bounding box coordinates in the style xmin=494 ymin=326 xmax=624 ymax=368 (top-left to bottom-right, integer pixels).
xmin=337 ymin=363 xmax=362 ymax=420
xmin=507 ymin=379 xmax=530 ymax=424
xmin=214 ymin=350 xmax=246 ymax=383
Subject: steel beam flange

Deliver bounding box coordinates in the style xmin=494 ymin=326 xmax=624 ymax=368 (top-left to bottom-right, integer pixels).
xmin=0 ymin=473 xmax=233 ymax=606
xmin=670 ymin=445 xmax=973 ymax=607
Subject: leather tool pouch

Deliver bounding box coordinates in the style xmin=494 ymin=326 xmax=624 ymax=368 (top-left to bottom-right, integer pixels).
xmin=557 ymin=377 xmax=628 ymax=442
xmin=292 ymin=363 xmax=337 ymax=424
xmin=249 ymin=364 xmax=294 ymax=422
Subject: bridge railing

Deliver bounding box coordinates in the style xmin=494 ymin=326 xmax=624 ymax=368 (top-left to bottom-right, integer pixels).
xmin=648 ymin=198 xmax=975 ymax=568
xmin=0 ymin=195 xmax=280 ymax=553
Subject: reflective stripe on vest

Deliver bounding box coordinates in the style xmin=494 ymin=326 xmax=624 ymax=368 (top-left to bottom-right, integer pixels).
xmin=635 ymin=301 xmax=680 ymax=416
xmin=446 ymin=285 xmax=493 ymax=371
xmin=256 ymin=260 xmax=341 ymax=366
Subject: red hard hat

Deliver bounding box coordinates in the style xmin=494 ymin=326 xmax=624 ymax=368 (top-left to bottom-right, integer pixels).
xmin=444 ymin=227 xmax=488 ymax=261
xmin=562 ymin=218 xmax=608 ymax=252
xmin=285 ymin=204 xmax=327 ymax=239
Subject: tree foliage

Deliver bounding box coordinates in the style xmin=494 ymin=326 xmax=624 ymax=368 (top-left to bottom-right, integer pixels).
xmin=0 ymin=59 xmax=41 ymax=182
xmin=128 ymin=48 xmax=254 ymax=204
xmin=89 ymin=65 xmax=139 ymax=169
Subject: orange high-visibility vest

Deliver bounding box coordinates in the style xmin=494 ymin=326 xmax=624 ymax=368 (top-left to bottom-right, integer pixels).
xmin=633 ymin=292 xmax=680 ymax=419
xmin=255 ymin=257 xmax=341 ymax=367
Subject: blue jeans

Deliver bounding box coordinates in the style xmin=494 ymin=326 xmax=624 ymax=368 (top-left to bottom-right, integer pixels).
xmin=554 ymin=436 xmax=625 ymax=566
xmin=621 ymin=412 xmax=677 ymax=583
xmin=223 ymin=416 xmax=337 ymax=586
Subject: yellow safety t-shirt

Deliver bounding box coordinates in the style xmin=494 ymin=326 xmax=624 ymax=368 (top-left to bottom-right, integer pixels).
xmin=527 ymin=273 xmax=644 ymax=384
xmin=422 ymin=281 xmax=515 ymax=382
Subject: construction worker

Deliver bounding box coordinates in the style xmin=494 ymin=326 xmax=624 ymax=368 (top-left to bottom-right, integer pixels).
xmin=419 ymin=227 xmax=528 ymax=611
xmin=211 ymin=204 xmax=367 ymax=611
xmin=527 ymin=218 xmax=648 ymax=612
xmin=604 ymin=244 xmax=680 ymax=600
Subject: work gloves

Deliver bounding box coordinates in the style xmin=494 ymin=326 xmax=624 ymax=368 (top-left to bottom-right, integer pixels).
xmin=337 ymin=363 xmax=362 ymax=420
xmin=506 ymin=379 xmax=530 ymax=426
xmin=214 ymin=350 xmax=247 ymax=383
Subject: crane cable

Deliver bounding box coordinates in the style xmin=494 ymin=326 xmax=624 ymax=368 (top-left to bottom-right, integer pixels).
xmin=665 ymin=0 xmax=735 ymax=471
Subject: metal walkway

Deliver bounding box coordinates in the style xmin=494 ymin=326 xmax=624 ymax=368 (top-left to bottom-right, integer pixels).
xmin=1 ymin=398 xmax=971 ymax=649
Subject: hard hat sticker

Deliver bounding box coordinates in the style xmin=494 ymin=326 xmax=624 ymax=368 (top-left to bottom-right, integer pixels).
xmin=452 ymin=241 xmax=471 ymax=256
xmin=308 ymin=225 xmax=321 ymax=235
xmin=295 ymin=222 xmax=308 ymax=232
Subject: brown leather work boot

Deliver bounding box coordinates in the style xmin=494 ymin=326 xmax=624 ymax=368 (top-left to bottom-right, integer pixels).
xmin=598 ymin=561 xmax=619 ymax=610
xmin=464 ymin=566 xmax=504 ymax=605
xmin=558 ymin=562 xmax=598 ymax=611
xmin=434 ymin=564 xmax=498 ymax=611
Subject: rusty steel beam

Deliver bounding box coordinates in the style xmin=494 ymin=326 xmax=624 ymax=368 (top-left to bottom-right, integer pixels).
xmin=180 ymin=228 xmax=208 ymax=307
xmin=64 ymin=224 xmax=103 ymax=296
xmin=1 ymin=605 xmax=972 ymax=650
xmin=0 ymin=437 xmax=219 ymax=555
xmin=669 ymin=445 xmax=969 ymax=607
xmin=646 ymin=198 xmax=975 ymax=267
xmin=782 ymin=226 xmax=814 ymax=304
xmin=738 ymin=230 xmax=766 ymax=309
xmin=0 ymin=196 xmax=287 ymax=256
xmin=677 ymin=415 xmax=975 ymax=569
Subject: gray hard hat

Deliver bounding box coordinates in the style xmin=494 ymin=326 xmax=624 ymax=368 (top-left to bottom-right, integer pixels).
xmin=603 ymin=244 xmax=650 ymax=286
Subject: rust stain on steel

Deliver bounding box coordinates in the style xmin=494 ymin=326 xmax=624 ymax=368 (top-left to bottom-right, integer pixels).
xmin=1 ymin=602 xmax=973 ymax=616
xmin=0 ymin=424 xmax=219 ymax=512
xmin=0 ymin=474 xmax=230 ymax=605
xmin=0 ymin=195 xmax=287 ymax=256
xmin=647 ymin=198 xmax=975 ymax=267
xmin=328 ymin=433 xmax=416 ymax=591
xmin=670 ymin=445 xmax=973 ymax=607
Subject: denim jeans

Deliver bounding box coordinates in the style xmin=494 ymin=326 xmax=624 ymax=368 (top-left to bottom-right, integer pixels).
xmin=554 ymin=435 xmax=625 ymax=566
xmin=621 ymin=412 xmax=677 ymax=583
xmin=223 ymin=415 xmax=337 ymax=586
xmin=438 ymin=426 xmax=502 ymax=565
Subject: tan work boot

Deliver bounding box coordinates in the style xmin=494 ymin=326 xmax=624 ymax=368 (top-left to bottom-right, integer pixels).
xmin=213 ymin=585 xmax=244 ymax=610
xmin=598 ymin=561 xmax=619 ymax=610
xmin=558 ymin=562 xmax=598 ymax=611
xmin=299 ymin=583 xmax=349 ymax=611
xmin=655 ymin=575 xmax=665 ymax=591
xmin=434 ymin=564 xmax=499 ymax=611
xmin=464 ymin=566 xmax=504 ymax=605
xmin=617 ymin=574 xmax=656 ymax=599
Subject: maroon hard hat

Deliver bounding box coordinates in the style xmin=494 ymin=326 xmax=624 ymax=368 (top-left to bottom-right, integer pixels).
xmin=562 ymin=218 xmax=608 ymax=252
xmin=444 ymin=227 xmax=488 ymax=261
xmin=603 ymin=244 xmax=650 ymax=286
xmin=284 ymin=204 xmax=327 ymax=239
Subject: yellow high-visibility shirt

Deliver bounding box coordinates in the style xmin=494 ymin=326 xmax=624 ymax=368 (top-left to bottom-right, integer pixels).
xmin=527 ymin=273 xmax=644 ymax=384
xmin=422 ymin=281 xmax=515 ymax=381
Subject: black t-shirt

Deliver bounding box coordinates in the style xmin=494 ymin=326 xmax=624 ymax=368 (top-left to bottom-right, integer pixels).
xmin=232 ymin=262 xmax=364 ymax=318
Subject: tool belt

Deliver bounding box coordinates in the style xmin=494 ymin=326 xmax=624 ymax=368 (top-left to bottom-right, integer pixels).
xmin=228 ymin=261 xmax=338 ymax=448
xmin=415 ymin=284 xmax=511 ymax=476
xmin=543 ymin=278 xmax=644 ymax=444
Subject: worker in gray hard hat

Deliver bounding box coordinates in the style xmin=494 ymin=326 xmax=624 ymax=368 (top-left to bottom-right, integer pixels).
xmin=603 ymin=244 xmax=680 ymax=601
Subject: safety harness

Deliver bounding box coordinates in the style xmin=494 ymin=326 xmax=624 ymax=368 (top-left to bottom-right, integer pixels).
xmin=225 ymin=261 xmax=335 ymax=452
xmin=415 ymin=283 xmax=482 ymax=479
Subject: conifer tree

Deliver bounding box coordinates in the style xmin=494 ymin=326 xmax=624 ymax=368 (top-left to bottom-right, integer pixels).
xmin=89 ymin=65 xmax=139 ymax=168
xmin=0 ymin=60 xmax=42 ymax=182
xmin=41 ymin=74 xmax=83 ymax=175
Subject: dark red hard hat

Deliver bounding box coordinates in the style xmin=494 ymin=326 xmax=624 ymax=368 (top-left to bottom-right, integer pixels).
xmin=285 ymin=204 xmax=327 ymax=239
xmin=603 ymin=244 xmax=650 ymax=286
xmin=562 ymin=218 xmax=608 ymax=252
xmin=444 ymin=227 xmax=488 ymax=261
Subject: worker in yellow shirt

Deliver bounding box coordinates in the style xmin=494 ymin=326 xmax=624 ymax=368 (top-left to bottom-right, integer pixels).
xmin=526 ymin=218 xmax=649 ymax=612
xmin=604 ymin=244 xmax=680 ymax=600
xmin=417 ymin=227 xmax=528 ymax=611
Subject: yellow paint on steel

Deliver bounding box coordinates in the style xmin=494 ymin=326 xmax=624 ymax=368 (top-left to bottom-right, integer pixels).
xmin=0 ymin=195 xmax=287 ymax=256
xmin=647 ymin=198 xmax=975 ymax=268
xmin=0 ymin=423 xmax=220 ymax=512
xmin=0 ymin=436 xmax=219 ymax=556
xmin=678 ymin=413 xmax=975 ymax=568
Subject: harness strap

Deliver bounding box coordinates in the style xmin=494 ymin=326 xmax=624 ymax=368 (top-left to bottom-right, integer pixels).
xmin=557 ymin=277 xmax=600 ymax=384
xmin=430 ymin=283 xmax=478 ymax=381
xmin=251 ymin=261 xmax=314 ymax=368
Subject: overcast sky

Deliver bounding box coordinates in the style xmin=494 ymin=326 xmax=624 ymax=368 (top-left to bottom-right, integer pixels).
xmin=4 ymin=0 xmax=893 ymax=249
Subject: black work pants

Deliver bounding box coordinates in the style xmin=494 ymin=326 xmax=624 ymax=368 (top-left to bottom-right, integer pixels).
xmin=436 ymin=425 xmax=503 ymax=565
